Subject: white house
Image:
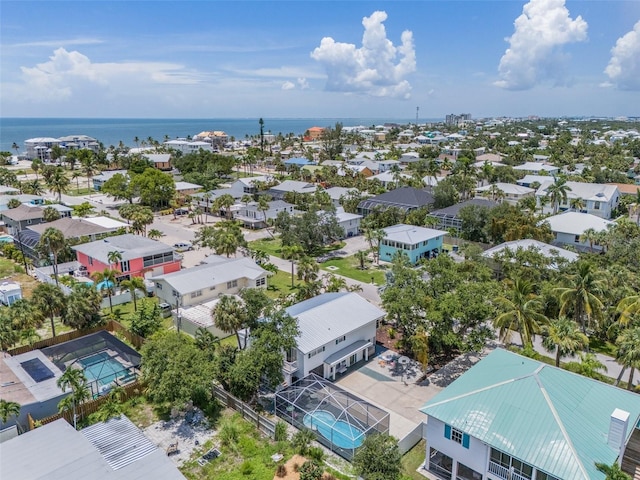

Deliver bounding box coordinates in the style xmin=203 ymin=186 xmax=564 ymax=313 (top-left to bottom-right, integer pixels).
xmin=512 ymin=162 xmax=560 ymax=175
xmin=475 ymin=183 xmax=535 ymax=205
xmin=542 ymin=212 xmax=614 ymax=252
xmin=334 ymin=208 xmax=362 ymax=238
xmin=234 ymin=199 xmax=295 ymax=229
xmin=276 ymin=292 xmax=385 ymax=385
xmin=420 ymin=348 xmax=640 ymax=480
xmin=535 ymin=181 xmax=620 ymax=219
xmin=267 ymin=180 xmax=318 ymax=200
xmin=151 ymin=256 xmax=268 ymax=310
xmin=324 ymin=187 xmax=359 ymax=208
xmin=0 ymin=281 xmax=22 ymax=305
xmin=482 ymin=239 xmax=578 ymax=270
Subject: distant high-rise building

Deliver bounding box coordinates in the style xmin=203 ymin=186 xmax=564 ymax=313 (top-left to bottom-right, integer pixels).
xmin=445 ymin=113 xmax=472 ymax=126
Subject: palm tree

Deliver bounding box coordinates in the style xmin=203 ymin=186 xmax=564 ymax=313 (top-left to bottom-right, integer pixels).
xmin=616 ymin=326 xmax=640 ymax=390
xmin=31 ymin=158 xmax=43 ymax=180
xmin=147 ymin=229 xmax=165 ymax=240
xmin=493 ymin=278 xmax=548 ymax=348
xmin=38 ymin=227 xmax=66 ymax=286
xmin=545 ymin=176 xmax=572 ymax=214
xmin=282 ymin=244 xmax=304 ymax=288
xmin=213 ymin=295 xmax=248 ymax=349
xmin=541 ymin=317 xmax=589 ymax=367
xmin=572 ymin=352 xmax=606 ymax=379
xmin=0 ymin=399 xmax=21 ymax=425
xmin=554 ymin=261 xmax=606 ymax=334
xmin=92 ymin=268 xmax=118 ymax=312
xmin=595 ymin=461 xmax=632 ymax=480
xmin=46 ymin=167 xmax=70 ymax=203
xmin=580 ymin=228 xmax=598 ymax=253
xmin=57 ymin=367 xmax=90 ymax=429
xmin=32 ymin=283 xmax=65 ymax=337
xmin=120 ymin=276 xmax=145 ymax=312
xmin=107 ymin=250 xmax=122 ymax=271
xmin=616 ymin=295 xmax=640 ymax=329
xmin=296 ymin=256 xmax=319 ymax=283
xmin=570 ymin=197 xmax=585 ymax=212
xmin=214 ymin=193 xmax=236 ymax=220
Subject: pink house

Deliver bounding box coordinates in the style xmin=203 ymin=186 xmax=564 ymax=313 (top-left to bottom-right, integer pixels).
xmin=72 ymin=234 xmax=181 ymax=279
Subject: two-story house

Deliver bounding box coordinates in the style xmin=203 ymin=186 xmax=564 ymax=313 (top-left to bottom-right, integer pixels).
xmin=358 ymin=187 xmax=435 ymax=216
xmin=475 ymin=183 xmax=536 ymax=205
xmin=541 ymin=211 xmax=614 ymax=252
xmin=379 ymin=224 xmax=446 ymax=264
xmin=267 ymin=180 xmax=318 ymax=201
xmin=0 ymin=204 xmax=71 ymax=235
xmin=535 ymin=181 xmax=620 ymax=219
xmin=72 ymin=234 xmax=181 ymax=279
xmin=420 ymin=349 xmax=640 ymax=480
xmin=234 ymin=200 xmax=295 ymax=229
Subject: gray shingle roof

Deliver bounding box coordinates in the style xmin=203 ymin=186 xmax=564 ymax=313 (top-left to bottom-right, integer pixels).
xmin=358 ymin=186 xmax=434 ymax=211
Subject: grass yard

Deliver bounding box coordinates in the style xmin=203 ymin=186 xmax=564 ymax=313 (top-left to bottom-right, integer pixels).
xmin=248 ymin=239 xmax=347 ymax=260
xmin=401 ymin=440 xmax=426 ymax=480
xmin=320 ymin=256 xmax=386 ymax=285
xmin=265 ymin=270 xmax=301 ymax=299
xmin=0 ymin=257 xmax=17 ymax=278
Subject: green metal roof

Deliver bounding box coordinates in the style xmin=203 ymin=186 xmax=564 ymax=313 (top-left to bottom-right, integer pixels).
xmin=420 ymin=349 xmax=640 ymax=480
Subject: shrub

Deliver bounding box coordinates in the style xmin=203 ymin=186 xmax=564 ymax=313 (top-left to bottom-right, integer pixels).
xmin=274 ymin=420 xmax=288 ymax=442
xmin=387 ymin=327 xmax=396 ymax=339
xmin=308 ymin=446 xmax=325 ymax=462
xmin=240 ymin=461 xmax=253 ymax=476
xmin=218 ymin=418 xmax=240 ymax=446
xmin=292 ymin=428 xmax=315 ymax=455
xmin=299 ymin=460 xmax=323 ymax=480
xmin=276 ymin=464 xmax=287 ymax=478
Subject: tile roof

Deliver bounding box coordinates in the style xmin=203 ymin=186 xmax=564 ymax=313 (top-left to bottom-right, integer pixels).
xmin=421 ymin=349 xmax=640 ymax=480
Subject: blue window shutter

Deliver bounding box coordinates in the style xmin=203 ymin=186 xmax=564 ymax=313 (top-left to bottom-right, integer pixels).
xmin=444 ymin=424 xmax=451 ymax=440
xmin=462 ymin=434 xmax=470 ymax=449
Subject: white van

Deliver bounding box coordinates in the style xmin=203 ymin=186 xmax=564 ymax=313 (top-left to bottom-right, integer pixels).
xmin=173 ymin=242 xmax=193 ymax=252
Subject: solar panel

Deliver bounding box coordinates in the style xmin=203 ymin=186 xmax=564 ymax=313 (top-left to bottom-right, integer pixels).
xmin=21 ymin=358 xmax=55 ymax=382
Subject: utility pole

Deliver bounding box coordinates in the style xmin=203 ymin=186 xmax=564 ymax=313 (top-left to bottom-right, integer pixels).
xmin=15 ymin=230 xmax=29 ymax=274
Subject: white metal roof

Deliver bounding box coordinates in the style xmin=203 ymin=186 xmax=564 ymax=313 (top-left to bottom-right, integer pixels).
xmin=383 ymin=224 xmax=446 ymax=245
xmin=286 ymin=292 xmax=385 ymax=354
xmin=482 ymin=239 xmax=578 ymax=263
xmin=476 ymin=182 xmax=535 ymax=195
xmin=542 ymin=212 xmax=614 ymax=235
xmin=536 ymin=181 xmax=619 ymax=202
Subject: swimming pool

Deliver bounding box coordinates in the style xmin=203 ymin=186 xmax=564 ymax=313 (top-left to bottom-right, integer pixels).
xmin=79 ymin=351 xmax=128 ymax=388
xmin=303 ymin=410 xmax=365 ymax=450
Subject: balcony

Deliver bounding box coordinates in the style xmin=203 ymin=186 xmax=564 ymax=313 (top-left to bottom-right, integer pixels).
xmin=283 ymin=360 xmax=298 ymax=374
xmin=488 ymin=462 xmax=530 ymax=480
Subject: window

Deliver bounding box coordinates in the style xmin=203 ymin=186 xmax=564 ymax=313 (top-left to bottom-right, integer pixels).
xmin=209 ymin=286 xmax=216 ymax=291
xmin=536 ymin=472 xmax=560 ymax=480
xmin=120 ymin=260 xmax=130 ymax=272
xmin=155 ymin=282 xmax=162 ymax=290
xmin=444 ymin=424 xmax=470 ymax=448
xmin=143 ymin=251 xmax=175 ymax=268
xmin=256 ymin=277 xmax=266 ymax=287
xmin=88 ymin=256 xmax=94 ymax=266
xmin=336 ymin=335 xmax=346 ymax=345
xmin=594 ymin=201 xmax=600 ymax=210
xmin=451 ymin=428 xmax=463 ymax=444
xmin=490 ymin=448 xmax=533 ymax=480
xmin=227 ymin=279 xmax=238 ymax=289
xmin=190 ymin=290 xmax=202 ymax=299
xmin=574 ymin=235 xmax=580 ymax=243
xmin=307 ymin=346 xmax=325 ymax=359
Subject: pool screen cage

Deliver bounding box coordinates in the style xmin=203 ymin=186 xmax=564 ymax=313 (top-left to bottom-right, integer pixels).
xmin=42 ymin=331 xmax=141 ymax=397
xmin=274 ymin=373 xmax=390 ymax=460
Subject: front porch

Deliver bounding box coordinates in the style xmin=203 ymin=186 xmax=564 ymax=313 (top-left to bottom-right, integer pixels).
xmin=323 ymin=340 xmax=373 ymax=380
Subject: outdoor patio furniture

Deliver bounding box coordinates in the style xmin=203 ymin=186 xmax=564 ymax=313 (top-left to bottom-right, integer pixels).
xmin=166 ymin=441 xmax=179 ymax=456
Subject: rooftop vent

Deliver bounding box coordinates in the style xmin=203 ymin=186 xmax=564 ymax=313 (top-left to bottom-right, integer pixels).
xmin=608 ymin=408 xmax=630 ymax=452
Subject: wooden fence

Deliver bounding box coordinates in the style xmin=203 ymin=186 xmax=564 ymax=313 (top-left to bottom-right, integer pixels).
xmin=27 ymin=380 xmax=145 ymax=431
xmin=7 ymin=320 xmax=145 ymax=356
xmin=212 ymin=385 xmax=277 ymax=439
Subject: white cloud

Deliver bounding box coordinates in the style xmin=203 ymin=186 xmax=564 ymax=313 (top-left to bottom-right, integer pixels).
xmin=17 ymin=47 xmax=197 ymax=102
xmin=281 ymin=81 xmax=295 ymax=90
xmin=310 ymin=10 xmax=416 ymax=99
xmin=297 ymin=77 xmax=309 ymax=90
xmin=12 ymin=38 xmax=103 ymax=48
xmin=495 ymin=0 xmax=587 ymax=90
xmin=604 ymin=20 xmax=640 ymax=91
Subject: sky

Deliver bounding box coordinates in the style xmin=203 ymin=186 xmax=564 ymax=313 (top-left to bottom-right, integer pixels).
xmin=1 ymin=0 xmax=639 ymax=119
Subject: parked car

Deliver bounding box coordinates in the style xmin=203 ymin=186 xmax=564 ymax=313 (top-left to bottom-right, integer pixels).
xmin=158 ymin=302 xmax=172 ymax=318
xmin=173 ymin=242 xmax=193 ymax=252
xmin=174 ymin=208 xmax=189 ymax=216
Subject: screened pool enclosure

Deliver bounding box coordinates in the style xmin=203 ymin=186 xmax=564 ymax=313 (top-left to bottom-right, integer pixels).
xmin=275 ymin=374 xmax=390 ymax=460
xmin=42 ymin=331 xmax=141 ymax=398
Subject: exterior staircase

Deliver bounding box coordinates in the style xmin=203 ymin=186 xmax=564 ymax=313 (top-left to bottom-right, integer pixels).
xmin=623 ymin=428 xmax=640 ymax=480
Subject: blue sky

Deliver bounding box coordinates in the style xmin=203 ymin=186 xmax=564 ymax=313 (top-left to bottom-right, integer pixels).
xmin=1 ymin=1 xmax=639 ymax=119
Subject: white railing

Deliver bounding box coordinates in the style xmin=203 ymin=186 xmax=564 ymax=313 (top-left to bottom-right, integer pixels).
xmin=511 ymin=471 xmax=530 ymax=480
xmin=488 ymin=461 xmax=509 ymax=479
xmin=283 ymin=360 xmax=298 ymax=374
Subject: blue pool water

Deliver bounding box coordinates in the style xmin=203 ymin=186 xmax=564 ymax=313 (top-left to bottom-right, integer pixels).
xmin=303 ymin=410 xmax=365 ymax=450
xmin=79 ymin=352 xmax=127 ymax=387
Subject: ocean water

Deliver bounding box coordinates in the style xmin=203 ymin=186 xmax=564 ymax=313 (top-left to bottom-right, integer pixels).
xmin=0 ymin=117 xmax=422 ymax=154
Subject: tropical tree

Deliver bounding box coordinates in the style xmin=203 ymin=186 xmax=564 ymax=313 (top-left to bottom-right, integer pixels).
xmin=0 ymin=399 xmax=20 ymax=425
xmin=147 ymin=229 xmax=165 ymax=240
xmin=37 ymin=227 xmax=66 ymax=286
xmin=63 ymin=283 xmax=104 ymax=330
xmin=554 ymin=261 xmax=606 ymax=334
xmin=56 ymin=367 xmax=90 ymax=428
xmin=282 ymin=244 xmax=304 ymax=288
xmin=213 ymin=295 xmax=248 ymax=349
xmin=79 ymin=151 xmax=99 ymax=190
xmin=45 ymin=166 xmax=70 ymax=202
xmin=617 ymin=293 xmax=640 ymax=327
xmin=616 ymin=326 xmax=640 ymax=390
xmin=541 ymin=317 xmax=589 ymax=367
xmin=213 ymin=193 xmax=236 ymax=220
xmin=545 ymin=176 xmax=572 ymax=214
xmin=107 ymin=250 xmax=122 ymax=271
xmin=580 ymin=228 xmax=599 ymax=253
xmin=92 ymin=268 xmax=118 ymax=312
xmin=493 ymin=278 xmax=548 ymax=348
xmin=352 ymin=433 xmax=402 ymax=480
xmin=120 ymin=276 xmax=146 ymax=311
xmin=32 ymin=283 xmax=66 ymax=337
xmin=594 ymin=461 xmax=632 ymax=480
xmin=6 ymin=198 xmax=21 ymax=209
xmin=296 ymin=256 xmax=319 ymax=283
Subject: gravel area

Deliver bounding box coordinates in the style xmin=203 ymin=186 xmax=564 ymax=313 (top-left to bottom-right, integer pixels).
xmin=142 ymin=408 xmax=217 ymax=466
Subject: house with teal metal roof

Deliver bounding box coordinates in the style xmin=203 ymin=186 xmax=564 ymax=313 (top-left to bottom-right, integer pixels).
xmin=419 ymin=349 xmax=640 ymax=480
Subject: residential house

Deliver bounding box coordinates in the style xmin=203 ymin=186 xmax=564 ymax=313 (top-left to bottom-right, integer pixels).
xmin=380 ymin=224 xmax=446 ymax=264
xmin=0 ymin=186 xmax=20 ymax=196
xmin=24 ymin=137 xmax=62 ymax=161
xmin=535 ymin=181 xmax=620 ymax=219
xmin=366 ymin=170 xmax=412 ymax=189
xmin=512 ymin=161 xmax=560 ymax=175
xmin=0 ymin=205 xmax=48 ymax=235
xmin=516 ymin=174 xmax=554 ymax=188
xmin=428 ymin=198 xmax=498 ymax=234
xmin=151 ymin=256 xmax=268 ymax=335
xmin=325 ymin=187 xmax=360 ymax=208
xmin=57 ymin=135 xmax=100 ymax=154
xmin=164 ymin=138 xmax=213 ymax=154
xmin=174 ymin=181 xmax=203 ymax=200
xmin=72 ymin=234 xmax=181 ymax=279
xmin=420 ymin=348 xmax=640 ymax=480
xmin=305 ymin=126 xmax=325 ymax=141
xmin=284 ymin=157 xmax=316 ymax=171
xmin=267 ymin=180 xmax=318 ymax=201
xmin=333 ymin=208 xmax=362 ymax=238
xmin=0 ymin=416 xmax=186 ymax=479
xmin=0 ymin=194 xmax=45 ymax=211
xmin=234 ymin=199 xmax=295 ymax=229
xmin=263 ymin=292 xmax=385 ymax=384
xmin=475 ymin=183 xmax=535 ymax=205
xmin=0 ymin=281 xmax=22 ymax=306
xmin=358 ymin=187 xmax=435 ymax=216
xmin=474 ymin=153 xmax=505 ymax=164
xmin=143 ymin=153 xmax=172 ymax=171
xmin=92 ymin=170 xmax=128 ymax=191
xmin=193 ymin=130 xmax=229 ymax=147
xmin=482 ymin=239 xmax=578 ymax=272
xmin=542 ymin=212 xmax=614 ymax=252
xmin=337 ymin=164 xmax=374 ymax=178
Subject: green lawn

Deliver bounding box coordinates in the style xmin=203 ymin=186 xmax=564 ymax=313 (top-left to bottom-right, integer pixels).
xmin=265 ymin=270 xmax=300 ymax=299
xmin=320 ymin=256 xmax=386 ymax=285
xmin=66 ymin=187 xmax=96 ymax=196
xmin=402 ymin=440 xmax=426 ymax=480
xmin=0 ymin=257 xmax=17 ymax=278
xmin=248 ymin=238 xmax=347 ymax=260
